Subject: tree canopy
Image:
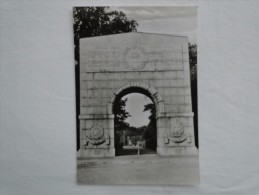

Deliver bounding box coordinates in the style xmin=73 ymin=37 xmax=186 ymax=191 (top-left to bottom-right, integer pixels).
xmin=143 ymin=103 xmax=157 ymax=149
xmin=73 ymin=7 xmax=138 ymax=64
xmin=114 ymin=98 xmax=130 ymax=131
xmin=189 ymin=43 xmax=197 ymax=81
xmin=114 ymin=98 xmax=131 ymax=149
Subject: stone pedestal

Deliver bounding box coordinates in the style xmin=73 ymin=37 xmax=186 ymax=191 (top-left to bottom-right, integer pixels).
xmin=78 ymin=114 xmax=115 ymax=158
xmin=157 ymin=146 xmax=198 ymax=156
xmin=156 ymin=112 xmax=198 ymax=156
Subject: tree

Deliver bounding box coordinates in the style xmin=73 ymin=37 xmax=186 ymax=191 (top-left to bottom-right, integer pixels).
xmin=114 ymin=98 xmax=130 ymax=131
xmin=74 ymin=7 xmax=138 ymax=150
xmin=144 ymin=103 xmax=156 ymax=122
xmin=73 ymin=7 xmax=138 ymax=65
xmin=143 ymin=103 xmax=157 ymax=150
xmin=189 ymin=43 xmax=197 ymax=81
xmin=114 ymin=98 xmax=131 ymax=149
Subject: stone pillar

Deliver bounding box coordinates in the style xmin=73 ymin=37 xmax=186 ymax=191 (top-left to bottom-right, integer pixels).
xmin=156 ymin=113 xmax=198 ymax=156
xmin=77 ymin=114 xmax=115 ymax=158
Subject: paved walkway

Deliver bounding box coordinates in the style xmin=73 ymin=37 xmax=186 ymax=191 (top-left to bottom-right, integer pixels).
xmin=77 ymin=154 xmax=200 ymax=185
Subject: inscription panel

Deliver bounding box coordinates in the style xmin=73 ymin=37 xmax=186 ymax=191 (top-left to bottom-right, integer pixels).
xmin=80 ymin=33 xmax=187 ymax=72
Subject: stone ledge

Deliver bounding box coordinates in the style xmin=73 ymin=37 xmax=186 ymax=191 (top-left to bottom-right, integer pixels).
xmin=157 ymin=112 xmax=194 ymax=118
xmin=77 ymin=148 xmax=115 ymax=158
xmin=79 ymin=114 xmax=114 ymax=119
xmin=157 ymin=146 xmax=198 ymax=156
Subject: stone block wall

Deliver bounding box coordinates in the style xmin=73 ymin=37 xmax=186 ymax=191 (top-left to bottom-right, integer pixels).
xmin=78 ymin=32 xmax=197 ymax=158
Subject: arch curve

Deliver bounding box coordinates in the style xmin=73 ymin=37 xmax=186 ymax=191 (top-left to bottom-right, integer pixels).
xmin=108 ymin=82 xmax=165 ymax=115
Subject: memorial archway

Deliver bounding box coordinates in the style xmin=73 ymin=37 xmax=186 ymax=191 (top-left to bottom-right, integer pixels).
xmin=77 ymin=32 xmax=198 ymax=158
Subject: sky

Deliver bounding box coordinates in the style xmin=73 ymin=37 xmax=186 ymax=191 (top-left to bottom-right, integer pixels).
xmin=110 ymin=6 xmax=197 ymax=127
xmin=122 ymin=93 xmax=153 ymax=127
xmin=112 ymin=6 xmax=197 ymax=44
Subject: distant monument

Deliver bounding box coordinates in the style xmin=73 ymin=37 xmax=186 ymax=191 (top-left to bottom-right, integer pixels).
xmin=78 ymin=32 xmax=198 ymax=158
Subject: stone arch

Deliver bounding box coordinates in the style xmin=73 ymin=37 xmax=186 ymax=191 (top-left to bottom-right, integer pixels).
xmin=109 ymin=82 xmax=164 ymax=155
xmin=108 ymin=82 xmax=165 ymax=116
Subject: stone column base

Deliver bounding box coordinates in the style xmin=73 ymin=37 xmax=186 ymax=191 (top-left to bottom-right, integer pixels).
xmin=77 ymin=148 xmax=115 ymax=158
xmin=157 ymin=146 xmax=198 ymax=156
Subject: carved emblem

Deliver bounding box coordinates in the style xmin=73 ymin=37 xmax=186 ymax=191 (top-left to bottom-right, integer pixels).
xmin=90 ymin=125 xmax=104 ymax=140
xmin=124 ymin=46 xmax=148 ymax=70
xmin=165 ymin=122 xmax=190 ymax=144
xmin=84 ymin=125 xmax=110 ymax=147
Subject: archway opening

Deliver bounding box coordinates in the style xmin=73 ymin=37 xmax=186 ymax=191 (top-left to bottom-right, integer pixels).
xmin=113 ymin=89 xmax=157 ymax=156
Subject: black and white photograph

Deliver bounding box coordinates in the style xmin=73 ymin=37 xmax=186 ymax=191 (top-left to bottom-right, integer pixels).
xmin=1 ymin=1 xmax=259 ymax=194
xmin=74 ymin=6 xmax=199 ymax=185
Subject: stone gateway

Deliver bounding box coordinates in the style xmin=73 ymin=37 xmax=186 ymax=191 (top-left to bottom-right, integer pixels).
xmin=78 ymin=32 xmax=198 ymax=158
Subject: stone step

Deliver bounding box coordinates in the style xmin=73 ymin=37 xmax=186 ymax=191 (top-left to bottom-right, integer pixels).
xmin=77 ymin=154 xmax=199 ymax=168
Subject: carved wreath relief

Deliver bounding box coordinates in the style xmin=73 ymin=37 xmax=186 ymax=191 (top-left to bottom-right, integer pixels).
xmin=84 ymin=125 xmax=110 ymax=147
xmin=165 ymin=121 xmax=192 ymax=145
xmin=124 ymin=46 xmax=148 ymax=70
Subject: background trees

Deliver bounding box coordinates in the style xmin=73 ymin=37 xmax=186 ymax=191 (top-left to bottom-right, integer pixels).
xmin=113 ymin=99 xmax=130 ymax=131
xmin=73 ymin=7 xmax=138 ymax=65
xmin=113 ymin=98 xmax=130 ymax=149
xmin=143 ymin=103 xmax=157 ymax=150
